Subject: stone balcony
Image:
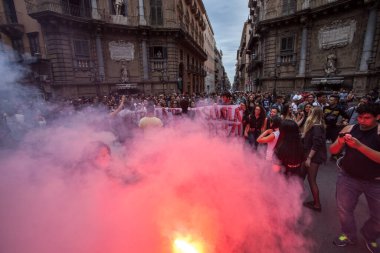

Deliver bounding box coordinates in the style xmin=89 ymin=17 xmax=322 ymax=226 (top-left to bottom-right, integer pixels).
xmin=25 ymin=0 xmax=139 ymax=26
xmin=0 ymin=11 xmax=24 ymax=38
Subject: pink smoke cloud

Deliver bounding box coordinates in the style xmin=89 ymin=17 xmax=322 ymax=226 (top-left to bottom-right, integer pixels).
xmin=0 ymin=116 xmax=313 ymax=253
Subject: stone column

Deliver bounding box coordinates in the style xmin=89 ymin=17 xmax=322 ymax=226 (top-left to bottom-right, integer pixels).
xmin=138 ymin=0 xmax=147 ymax=25
xmin=359 ymin=6 xmax=377 ymax=71
xmin=298 ymin=25 xmax=308 ymax=76
xmin=91 ymin=0 xmax=100 ymax=19
xmin=96 ymin=31 xmax=105 ymax=82
xmin=141 ymin=39 xmax=149 ymax=80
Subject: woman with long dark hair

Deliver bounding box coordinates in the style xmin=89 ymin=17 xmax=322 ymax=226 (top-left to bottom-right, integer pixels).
xmin=280 ymin=103 xmax=295 ymax=121
xmin=273 ymin=119 xmax=306 ymax=177
xmin=244 ymin=105 xmax=267 ymax=151
xmin=302 ymin=106 xmax=327 ymax=212
xmin=296 ymin=102 xmax=313 ymax=130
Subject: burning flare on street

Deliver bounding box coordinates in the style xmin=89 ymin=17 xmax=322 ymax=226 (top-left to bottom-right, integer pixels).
xmin=173 ymin=235 xmax=204 ymax=253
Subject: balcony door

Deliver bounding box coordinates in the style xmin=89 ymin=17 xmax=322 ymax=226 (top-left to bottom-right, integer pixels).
xmin=61 ymin=0 xmax=92 ymax=17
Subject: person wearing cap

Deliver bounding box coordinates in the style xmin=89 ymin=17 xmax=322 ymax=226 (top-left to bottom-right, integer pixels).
xmin=291 ymin=94 xmax=302 ymax=114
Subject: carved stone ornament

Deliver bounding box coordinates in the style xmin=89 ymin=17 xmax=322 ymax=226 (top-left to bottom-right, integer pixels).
xmin=324 ymin=53 xmax=337 ymax=76
xmin=120 ymin=61 xmax=129 ymax=83
xmin=114 ymin=0 xmax=124 ymax=15
xmin=318 ymin=19 xmax=357 ymax=49
xmin=109 ymin=41 xmax=134 ymax=61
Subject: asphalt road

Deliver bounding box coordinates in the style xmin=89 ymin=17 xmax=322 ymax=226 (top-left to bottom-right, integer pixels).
xmin=303 ymin=154 xmax=371 ymax=253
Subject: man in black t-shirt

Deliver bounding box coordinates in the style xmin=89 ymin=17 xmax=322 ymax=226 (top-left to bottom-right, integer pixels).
xmin=330 ymin=103 xmax=380 ymax=252
xmin=323 ymin=94 xmax=348 ymax=142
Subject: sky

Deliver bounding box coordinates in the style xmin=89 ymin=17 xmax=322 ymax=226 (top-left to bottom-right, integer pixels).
xmin=203 ymin=0 xmax=249 ymax=84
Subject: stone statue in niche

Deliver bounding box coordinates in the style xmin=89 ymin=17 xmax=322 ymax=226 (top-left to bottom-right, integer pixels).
xmin=324 ymin=53 xmax=337 ymax=76
xmin=157 ymin=50 xmax=162 ymax=58
xmin=120 ymin=62 xmax=129 ymax=83
xmin=114 ymin=0 xmax=124 ymax=16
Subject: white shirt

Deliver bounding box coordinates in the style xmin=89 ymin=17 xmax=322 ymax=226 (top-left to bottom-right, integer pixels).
xmin=266 ymin=129 xmax=280 ymax=161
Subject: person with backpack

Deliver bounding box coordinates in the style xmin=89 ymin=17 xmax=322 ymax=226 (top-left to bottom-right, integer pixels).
xmin=330 ymin=103 xmax=380 ymax=253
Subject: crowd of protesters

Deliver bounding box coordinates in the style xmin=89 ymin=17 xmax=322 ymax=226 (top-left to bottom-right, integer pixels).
xmin=1 ymin=86 xmax=380 ymax=252
xmin=1 ymin=88 xmax=380 ymax=144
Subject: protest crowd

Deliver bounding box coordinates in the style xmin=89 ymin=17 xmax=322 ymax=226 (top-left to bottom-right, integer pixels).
xmin=1 ymin=87 xmax=380 ymax=253
xmin=2 ymin=87 xmax=379 ymax=138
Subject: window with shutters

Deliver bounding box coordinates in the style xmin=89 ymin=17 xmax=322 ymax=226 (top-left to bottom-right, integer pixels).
xmin=282 ymin=0 xmax=296 ymax=15
xmin=27 ymin=32 xmax=40 ymax=57
xmin=279 ymin=36 xmax=296 ymax=64
xmin=150 ymin=0 xmax=163 ymax=25
xmin=73 ymin=39 xmax=91 ymax=69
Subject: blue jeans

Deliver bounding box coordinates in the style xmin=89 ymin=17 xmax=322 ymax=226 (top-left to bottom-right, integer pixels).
xmin=247 ymin=131 xmax=259 ymax=150
xmin=336 ymin=171 xmax=380 ymax=241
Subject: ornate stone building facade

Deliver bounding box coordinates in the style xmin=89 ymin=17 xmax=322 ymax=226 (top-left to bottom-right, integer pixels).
xmin=203 ymin=13 xmax=215 ymax=94
xmin=238 ymin=0 xmax=380 ymax=94
xmin=214 ymin=48 xmax=229 ymax=92
xmin=24 ymin=0 xmax=211 ymax=97
xmin=0 ymin=0 xmax=51 ymax=96
xmin=234 ymin=21 xmax=250 ymax=92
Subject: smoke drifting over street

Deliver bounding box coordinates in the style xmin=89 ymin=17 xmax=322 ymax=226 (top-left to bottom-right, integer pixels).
xmin=0 ymin=51 xmax=312 ymax=253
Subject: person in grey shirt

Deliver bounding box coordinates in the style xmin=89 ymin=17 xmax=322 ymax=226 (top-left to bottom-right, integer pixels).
xmin=346 ymin=96 xmax=369 ymax=125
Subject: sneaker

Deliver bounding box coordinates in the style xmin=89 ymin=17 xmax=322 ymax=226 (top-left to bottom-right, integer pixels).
xmin=364 ymin=239 xmax=380 ymax=253
xmin=333 ymin=234 xmax=356 ymax=247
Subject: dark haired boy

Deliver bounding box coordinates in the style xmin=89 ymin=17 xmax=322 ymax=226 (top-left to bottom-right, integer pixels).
xmin=313 ymin=92 xmax=327 ymax=108
xmin=330 ymin=103 xmax=380 ymax=253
